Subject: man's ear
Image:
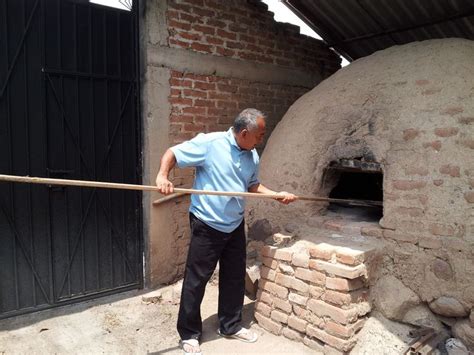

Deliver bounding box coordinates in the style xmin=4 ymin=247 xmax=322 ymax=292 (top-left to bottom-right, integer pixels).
xmin=241 ymin=129 xmax=249 ymax=138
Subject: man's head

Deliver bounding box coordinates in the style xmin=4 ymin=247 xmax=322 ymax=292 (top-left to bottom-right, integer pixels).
xmin=232 ymin=108 xmax=266 ymax=151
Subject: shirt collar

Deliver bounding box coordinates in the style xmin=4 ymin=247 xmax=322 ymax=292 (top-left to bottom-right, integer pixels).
xmin=227 ymin=127 xmax=242 ymax=151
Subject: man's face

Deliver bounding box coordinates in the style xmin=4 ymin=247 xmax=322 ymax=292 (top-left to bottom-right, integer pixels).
xmin=239 ymin=117 xmax=266 ymax=150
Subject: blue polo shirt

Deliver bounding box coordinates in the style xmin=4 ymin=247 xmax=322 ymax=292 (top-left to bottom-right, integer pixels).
xmin=170 ymin=128 xmax=260 ymax=233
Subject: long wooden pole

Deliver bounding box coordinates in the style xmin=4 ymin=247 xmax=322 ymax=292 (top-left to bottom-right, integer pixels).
xmin=0 ymin=174 xmax=382 ymax=206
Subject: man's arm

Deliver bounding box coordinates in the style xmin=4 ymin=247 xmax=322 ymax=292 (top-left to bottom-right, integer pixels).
xmin=248 ymin=183 xmax=296 ymax=205
xmin=156 ymin=148 xmax=177 ymax=195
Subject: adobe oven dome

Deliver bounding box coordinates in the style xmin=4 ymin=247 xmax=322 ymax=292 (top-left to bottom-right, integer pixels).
xmin=249 ymin=38 xmax=474 ymax=234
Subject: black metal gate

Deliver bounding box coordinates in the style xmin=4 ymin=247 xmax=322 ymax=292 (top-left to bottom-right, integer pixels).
xmin=0 ymin=0 xmax=142 ymax=318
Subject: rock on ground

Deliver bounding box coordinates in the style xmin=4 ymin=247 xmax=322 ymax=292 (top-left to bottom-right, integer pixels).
xmin=402 ymin=304 xmax=445 ymax=332
xmin=445 ymin=338 xmax=469 ymax=355
xmin=371 ymin=275 xmax=420 ymax=320
xmin=429 ymin=297 xmax=469 ymax=318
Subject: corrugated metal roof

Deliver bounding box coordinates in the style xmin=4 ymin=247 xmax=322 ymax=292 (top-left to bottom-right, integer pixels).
xmin=282 ymin=0 xmax=474 ymax=61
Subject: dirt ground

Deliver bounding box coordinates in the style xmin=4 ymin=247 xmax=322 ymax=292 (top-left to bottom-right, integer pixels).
xmin=0 ymin=283 xmax=314 ymax=355
xmin=0 ymin=278 xmax=422 ymax=355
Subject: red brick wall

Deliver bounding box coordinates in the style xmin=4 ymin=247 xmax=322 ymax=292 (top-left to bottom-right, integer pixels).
xmin=169 ymin=70 xmax=308 ymax=145
xmin=164 ymin=0 xmax=341 ymax=149
xmin=167 ymin=0 xmax=340 ymax=77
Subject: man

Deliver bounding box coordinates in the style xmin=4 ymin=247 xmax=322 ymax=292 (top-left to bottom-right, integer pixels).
xmin=156 ymin=108 xmax=296 ymax=355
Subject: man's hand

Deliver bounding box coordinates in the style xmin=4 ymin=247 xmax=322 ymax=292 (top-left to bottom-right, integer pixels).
xmin=156 ymin=148 xmax=177 ymax=195
xmin=248 ymin=183 xmax=297 ymax=204
xmin=156 ymin=175 xmax=174 ymax=195
xmin=274 ymin=191 xmax=297 ymax=205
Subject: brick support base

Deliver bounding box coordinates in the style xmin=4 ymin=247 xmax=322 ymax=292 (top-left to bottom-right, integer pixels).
xmin=255 ymin=239 xmax=378 ymax=354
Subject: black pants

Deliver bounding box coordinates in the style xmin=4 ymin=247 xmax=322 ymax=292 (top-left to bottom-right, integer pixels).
xmin=177 ymin=213 xmax=246 ymax=341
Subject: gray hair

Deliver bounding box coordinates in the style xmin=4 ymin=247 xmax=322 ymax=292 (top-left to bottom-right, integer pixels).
xmin=232 ymin=108 xmax=266 ymax=133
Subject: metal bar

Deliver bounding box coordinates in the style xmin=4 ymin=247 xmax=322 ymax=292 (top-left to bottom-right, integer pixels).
xmin=88 ymin=3 xmax=95 ymax=294
xmin=103 ymin=9 xmax=107 ymax=75
xmin=88 ymin=4 xmax=93 ymax=77
xmin=417 ymin=333 xmax=446 ymax=355
xmin=133 ymin=0 xmax=144 ymax=286
xmin=3 ymin=0 xmax=20 ymax=310
xmin=55 ymin=281 xmax=139 ymax=303
xmin=108 ymin=60 xmax=115 ymax=285
xmin=41 ymin=67 xmax=134 ymax=82
xmin=409 ymin=330 xmax=435 ymax=352
xmin=0 ymin=0 xmax=40 ymax=101
xmin=101 ymin=7 xmax=107 ymax=291
xmin=57 ymin=0 xmax=74 ymax=297
xmin=22 ymin=0 xmax=37 ymax=307
xmin=41 ymin=0 xmax=55 ymax=307
xmin=118 ymin=0 xmax=132 ymax=11
xmin=117 ymin=12 xmax=126 ymax=283
xmin=74 ymin=0 xmax=91 ymax=294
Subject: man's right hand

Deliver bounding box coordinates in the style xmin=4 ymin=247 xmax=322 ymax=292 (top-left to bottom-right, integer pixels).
xmin=156 ymin=175 xmax=174 ymax=195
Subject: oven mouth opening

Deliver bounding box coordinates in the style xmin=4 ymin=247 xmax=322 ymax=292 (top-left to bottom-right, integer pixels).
xmin=324 ymin=159 xmax=383 ymax=222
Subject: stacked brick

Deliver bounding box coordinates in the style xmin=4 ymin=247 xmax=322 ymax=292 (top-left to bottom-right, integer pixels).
xmin=256 ymin=242 xmax=374 ymax=354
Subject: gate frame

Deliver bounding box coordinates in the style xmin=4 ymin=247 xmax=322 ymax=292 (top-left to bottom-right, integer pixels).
xmin=0 ymin=0 xmax=144 ymax=319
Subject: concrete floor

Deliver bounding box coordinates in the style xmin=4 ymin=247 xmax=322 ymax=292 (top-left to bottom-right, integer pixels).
xmin=0 ymin=283 xmax=317 ymax=354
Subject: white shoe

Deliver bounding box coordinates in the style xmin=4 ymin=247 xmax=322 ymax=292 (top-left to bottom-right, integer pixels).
xmin=181 ymin=339 xmax=202 ymax=355
xmin=217 ymin=327 xmax=258 ymax=343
